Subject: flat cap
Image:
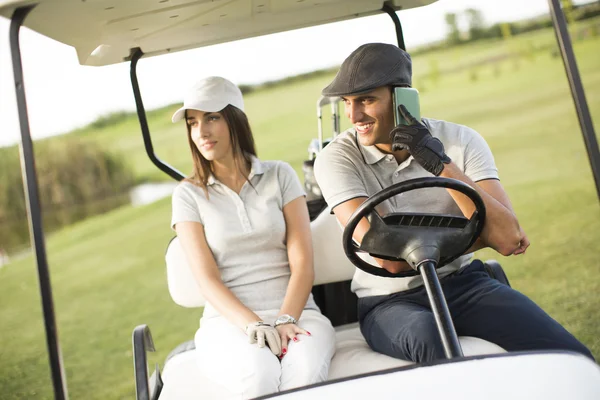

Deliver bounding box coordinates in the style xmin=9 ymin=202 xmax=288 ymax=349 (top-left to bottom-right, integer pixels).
xmin=322 ymin=43 xmax=412 ymax=97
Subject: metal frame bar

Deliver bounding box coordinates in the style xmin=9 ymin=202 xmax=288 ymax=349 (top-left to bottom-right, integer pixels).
xmin=331 ymin=100 xmax=340 ymax=137
xmin=9 ymin=5 xmax=69 ymax=399
xmin=547 ymin=0 xmax=600 ymax=200
xmin=130 ymin=48 xmax=185 ymax=182
xmin=382 ymin=2 xmax=406 ymax=50
xmin=133 ymin=325 xmax=156 ymax=400
xmin=419 ymin=261 xmax=463 ymax=359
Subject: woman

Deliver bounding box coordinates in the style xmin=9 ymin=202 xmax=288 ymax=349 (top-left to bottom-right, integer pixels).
xmin=170 ymin=76 xmax=336 ymax=399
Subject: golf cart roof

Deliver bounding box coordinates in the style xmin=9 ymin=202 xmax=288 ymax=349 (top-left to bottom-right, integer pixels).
xmin=0 ymin=0 xmax=436 ymax=66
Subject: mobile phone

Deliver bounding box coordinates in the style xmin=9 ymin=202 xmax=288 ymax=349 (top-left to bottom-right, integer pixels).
xmin=393 ymin=87 xmax=421 ymax=126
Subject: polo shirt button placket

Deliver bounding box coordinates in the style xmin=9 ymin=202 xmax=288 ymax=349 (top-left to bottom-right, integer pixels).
xmin=235 ymin=198 xmax=252 ymax=233
xmin=224 ymin=185 xmax=251 ymax=233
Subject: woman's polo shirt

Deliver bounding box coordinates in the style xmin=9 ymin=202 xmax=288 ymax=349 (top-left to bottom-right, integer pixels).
xmin=171 ymin=157 xmax=318 ymax=318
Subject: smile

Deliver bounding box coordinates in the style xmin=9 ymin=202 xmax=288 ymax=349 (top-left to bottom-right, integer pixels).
xmin=355 ymin=123 xmax=374 ymax=135
xmin=201 ymin=141 xmax=216 ymax=150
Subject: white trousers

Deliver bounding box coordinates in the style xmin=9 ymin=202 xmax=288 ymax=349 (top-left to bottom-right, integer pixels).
xmin=195 ymin=309 xmax=336 ymax=399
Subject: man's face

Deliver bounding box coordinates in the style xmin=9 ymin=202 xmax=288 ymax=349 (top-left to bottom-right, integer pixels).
xmin=341 ymin=86 xmax=395 ymax=151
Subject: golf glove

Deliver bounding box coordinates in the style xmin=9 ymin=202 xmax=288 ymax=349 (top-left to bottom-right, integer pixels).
xmin=390 ymin=104 xmax=451 ymax=176
xmin=245 ymin=321 xmax=282 ymax=356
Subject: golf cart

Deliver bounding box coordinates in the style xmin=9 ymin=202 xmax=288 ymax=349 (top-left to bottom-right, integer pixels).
xmin=3 ymin=0 xmax=600 ymax=399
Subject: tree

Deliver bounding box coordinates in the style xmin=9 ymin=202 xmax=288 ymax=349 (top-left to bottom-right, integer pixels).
xmin=562 ymin=0 xmax=574 ymax=24
xmin=466 ymin=8 xmax=486 ymax=41
xmin=444 ymin=12 xmax=461 ymax=45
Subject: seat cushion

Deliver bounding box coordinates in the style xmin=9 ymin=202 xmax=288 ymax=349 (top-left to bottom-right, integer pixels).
xmin=157 ymin=324 xmax=505 ymax=399
xmin=166 ymin=210 xmax=356 ymax=308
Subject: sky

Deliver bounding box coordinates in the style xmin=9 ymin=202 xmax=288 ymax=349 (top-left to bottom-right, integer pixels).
xmin=0 ymin=0 xmax=585 ymax=147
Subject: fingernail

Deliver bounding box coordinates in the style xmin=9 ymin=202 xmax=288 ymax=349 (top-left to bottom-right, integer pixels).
xmin=282 ymin=348 xmax=287 ymax=354
xmin=293 ymin=337 xmax=298 ymax=342
xmin=306 ymin=331 xmax=312 ymax=336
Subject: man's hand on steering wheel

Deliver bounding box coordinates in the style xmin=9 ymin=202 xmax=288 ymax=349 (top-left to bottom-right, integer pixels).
xmin=390 ymin=105 xmax=452 ymax=176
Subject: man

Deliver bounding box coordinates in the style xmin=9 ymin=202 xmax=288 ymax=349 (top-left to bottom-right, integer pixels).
xmin=313 ymin=43 xmax=593 ymax=362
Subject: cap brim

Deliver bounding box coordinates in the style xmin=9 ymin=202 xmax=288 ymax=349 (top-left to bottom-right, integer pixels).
xmin=322 ymin=84 xmax=376 ymax=97
xmin=322 ymin=76 xmax=376 ymax=97
xmin=171 ymin=100 xmax=241 ymax=123
xmin=171 ymin=107 xmax=187 ymax=123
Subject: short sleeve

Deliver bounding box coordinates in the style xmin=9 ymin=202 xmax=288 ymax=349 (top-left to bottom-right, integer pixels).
xmin=277 ymin=162 xmax=305 ymax=207
xmin=314 ymin=143 xmax=368 ymax=210
xmin=462 ymin=127 xmax=499 ymax=182
xmin=171 ymin=183 xmax=203 ymax=231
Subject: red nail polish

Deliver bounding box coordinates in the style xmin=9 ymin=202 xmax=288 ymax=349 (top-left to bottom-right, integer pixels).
xmin=293 ymin=337 xmax=298 ymax=342
xmin=282 ymin=348 xmax=287 ymax=354
xmin=306 ymin=331 xmax=312 ymax=336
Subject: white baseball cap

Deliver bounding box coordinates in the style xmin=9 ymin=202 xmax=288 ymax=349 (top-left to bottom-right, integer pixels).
xmin=171 ymin=76 xmax=244 ymax=123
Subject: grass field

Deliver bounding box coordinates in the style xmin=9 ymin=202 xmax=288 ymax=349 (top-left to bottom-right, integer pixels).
xmin=1 ymin=22 xmax=599 ymax=399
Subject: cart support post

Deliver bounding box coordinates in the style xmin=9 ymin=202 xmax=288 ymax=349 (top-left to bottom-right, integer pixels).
xmin=9 ymin=5 xmax=69 ymax=399
xmin=130 ymin=49 xmax=185 ymax=182
xmin=133 ymin=325 xmax=156 ymax=400
xmin=548 ymin=0 xmax=600 ymax=201
xmin=419 ymin=261 xmax=463 ymax=359
xmin=382 ymin=2 xmax=406 ymax=50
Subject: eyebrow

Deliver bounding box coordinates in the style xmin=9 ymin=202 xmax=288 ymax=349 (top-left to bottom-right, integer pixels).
xmin=341 ymin=95 xmax=376 ymax=102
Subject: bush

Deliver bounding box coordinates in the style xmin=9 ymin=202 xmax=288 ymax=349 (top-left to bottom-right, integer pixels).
xmin=0 ymin=138 xmax=135 ymax=254
xmin=89 ymin=111 xmax=134 ymax=130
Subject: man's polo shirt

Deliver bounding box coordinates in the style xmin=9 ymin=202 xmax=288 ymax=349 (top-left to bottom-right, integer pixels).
xmin=171 ymin=156 xmax=318 ymax=318
xmin=314 ymin=118 xmax=499 ymax=297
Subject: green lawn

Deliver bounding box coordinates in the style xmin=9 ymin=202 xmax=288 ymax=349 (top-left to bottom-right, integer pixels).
xmin=1 ymin=24 xmax=599 ymax=399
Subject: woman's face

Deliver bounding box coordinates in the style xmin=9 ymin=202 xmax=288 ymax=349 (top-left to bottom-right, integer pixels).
xmin=186 ymin=109 xmax=232 ymax=161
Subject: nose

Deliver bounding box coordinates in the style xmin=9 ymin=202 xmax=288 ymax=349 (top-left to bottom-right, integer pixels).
xmin=191 ymin=123 xmax=210 ymax=140
xmin=346 ymin=101 xmax=364 ymax=124
xmin=200 ymin=125 xmax=210 ymax=138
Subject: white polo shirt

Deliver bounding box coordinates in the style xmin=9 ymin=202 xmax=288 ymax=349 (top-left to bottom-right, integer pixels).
xmin=171 ymin=156 xmax=318 ymax=318
xmin=314 ymin=118 xmax=499 ymax=297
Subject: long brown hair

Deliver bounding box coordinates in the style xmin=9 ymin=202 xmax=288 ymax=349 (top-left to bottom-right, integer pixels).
xmin=184 ymin=105 xmax=257 ymax=194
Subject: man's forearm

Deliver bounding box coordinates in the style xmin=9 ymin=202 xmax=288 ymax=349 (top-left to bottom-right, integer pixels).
xmin=440 ymin=163 xmax=522 ymax=256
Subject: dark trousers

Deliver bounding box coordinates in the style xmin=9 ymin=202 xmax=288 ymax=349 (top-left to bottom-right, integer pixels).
xmin=357 ymin=260 xmax=594 ymax=363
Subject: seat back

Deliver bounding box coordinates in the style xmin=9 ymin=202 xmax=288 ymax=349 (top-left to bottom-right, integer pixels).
xmin=165 ymin=209 xmax=356 ymax=308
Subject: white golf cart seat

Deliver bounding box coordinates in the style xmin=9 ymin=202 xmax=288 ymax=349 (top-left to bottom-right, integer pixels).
xmin=160 ymin=209 xmax=505 ymax=399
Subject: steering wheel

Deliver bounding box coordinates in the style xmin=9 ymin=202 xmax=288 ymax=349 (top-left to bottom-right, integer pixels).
xmin=342 ymin=177 xmax=486 ymax=278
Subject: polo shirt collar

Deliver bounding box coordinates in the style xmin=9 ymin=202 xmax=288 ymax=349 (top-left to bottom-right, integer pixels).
xmin=354 ymin=130 xmax=416 ymax=169
xmin=207 ymin=174 xmax=217 ymax=186
xmin=354 ymin=131 xmax=386 ymax=165
xmin=248 ymin=155 xmax=264 ymax=179
xmin=206 ymin=154 xmax=263 ymax=185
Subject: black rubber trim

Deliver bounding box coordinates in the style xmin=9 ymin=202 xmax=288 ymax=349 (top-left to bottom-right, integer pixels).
xmin=381 ymin=2 xmax=406 ymax=50
xmin=10 ymin=5 xmax=69 ymax=400
xmin=133 ymin=325 xmax=155 ymax=400
xmin=130 ymin=48 xmax=185 ymax=182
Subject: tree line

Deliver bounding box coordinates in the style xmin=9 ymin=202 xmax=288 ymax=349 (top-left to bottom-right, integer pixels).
xmin=0 ymin=138 xmax=135 ymax=255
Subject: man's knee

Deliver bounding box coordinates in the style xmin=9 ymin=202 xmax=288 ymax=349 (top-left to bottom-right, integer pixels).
xmin=363 ymin=308 xmax=445 ymax=363
xmin=546 ymin=331 xmax=595 ymax=361
xmin=392 ymin=313 xmax=445 ymax=363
